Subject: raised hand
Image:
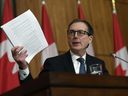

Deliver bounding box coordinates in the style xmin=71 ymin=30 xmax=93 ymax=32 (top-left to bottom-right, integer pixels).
xmin=11 ymin=46 xmax=28 ymax=69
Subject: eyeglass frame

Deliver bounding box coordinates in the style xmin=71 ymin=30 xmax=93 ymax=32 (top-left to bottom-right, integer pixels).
xmin=67 ymin=29 xmax=90 ymax=37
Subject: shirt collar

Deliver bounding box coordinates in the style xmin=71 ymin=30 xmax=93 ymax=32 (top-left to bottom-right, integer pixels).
xmin=70 ymin=50 xmax=86 ymax=61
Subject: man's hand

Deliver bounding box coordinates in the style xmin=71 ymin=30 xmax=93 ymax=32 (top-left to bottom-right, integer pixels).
xmin=11 ymin=46 xmax=28 ymax=69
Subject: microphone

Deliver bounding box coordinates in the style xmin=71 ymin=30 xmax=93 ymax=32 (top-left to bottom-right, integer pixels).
xmin=111 ymin=53 xmax=128 ymax=63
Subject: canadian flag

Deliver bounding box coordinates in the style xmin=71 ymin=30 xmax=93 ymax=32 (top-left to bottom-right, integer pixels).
xmin=0 ymin=0 xmax=20 ymax=94
xmin=112 ymin=1 xmax=128 ymax=76
xmin=41 ymin=1 xmax=58 ymax=64
xmin=77 ymin=0 xmax=95 ymax=56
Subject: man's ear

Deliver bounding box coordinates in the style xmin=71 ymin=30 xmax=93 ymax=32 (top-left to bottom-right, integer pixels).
xmin=89 ymin=35 xmax=93 ymax=43
xmin=89 ymin=40 xmax=91 ymax=44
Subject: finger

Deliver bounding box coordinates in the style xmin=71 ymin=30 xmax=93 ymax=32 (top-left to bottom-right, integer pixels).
xmin=16 ymin=49 xmax=28 ymax=62
xmin=19 ymin=49 xmax=27 ymax=56
xmin=11 ymin=46 xmax=24 ymax=57
xmin=15 ymin=46 xmax=24 ymax=54
xmin=11 ymin=46 xmax=19 ymax=52
xmin=11 ymin=46 xmax=19 ymax=56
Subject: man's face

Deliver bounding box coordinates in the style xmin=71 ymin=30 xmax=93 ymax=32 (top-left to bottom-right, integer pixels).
xmin=67 ymin=22 xmax=93 ymax=53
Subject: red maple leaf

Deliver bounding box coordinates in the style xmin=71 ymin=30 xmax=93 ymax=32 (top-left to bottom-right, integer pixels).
xmin=0 ymin=53 xmax=20 ymax=94
xmin=115 ymin=64 xmax=126 ymax=76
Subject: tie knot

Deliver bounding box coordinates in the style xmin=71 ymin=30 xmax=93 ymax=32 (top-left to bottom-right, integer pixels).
xmin=77 ymin=58 xmax=85 ymax=63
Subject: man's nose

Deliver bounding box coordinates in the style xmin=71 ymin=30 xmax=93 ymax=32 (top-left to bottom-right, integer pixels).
xmin=74 ymin=31 xmax=78 ymax=37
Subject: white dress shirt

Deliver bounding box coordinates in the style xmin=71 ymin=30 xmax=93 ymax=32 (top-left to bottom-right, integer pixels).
xmin=70 ymin=51 xmax=86 ymax=74
xmin=19 ymin=67 xmax=29 ymax=80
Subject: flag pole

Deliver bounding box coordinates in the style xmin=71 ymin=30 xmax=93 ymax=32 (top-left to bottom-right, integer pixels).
xmin=41 ymin=0 xmax=58 ymax=64
xmin=112 ymin=0 xmax=116 ymax=13
xmin=77 ymin=0 xmax=80 ymax=4
xmin=42 ymin=0 xmax=45 ymax=4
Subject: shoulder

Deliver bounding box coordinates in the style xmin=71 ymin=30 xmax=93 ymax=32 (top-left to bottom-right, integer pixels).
xmin=42 ymin=51 xmax=71 ymax=72
xmin=43 ymin=51 xmax=71 ymax=67
xmin=45 ymin=51 xmax=70 ymax=63
xmin=86 ymin=54 xmax=105 ymax=64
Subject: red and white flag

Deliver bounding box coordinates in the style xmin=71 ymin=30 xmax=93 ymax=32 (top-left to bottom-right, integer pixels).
xmin=77 ymin=0 xmax=95 ymax=56
xmin=0 ymin=0 xmax=20 ymax=94
xmin=112 ymin=0 xmax=128 ymax=76
xmin=41 ymin=1 xmax=58 ymax=64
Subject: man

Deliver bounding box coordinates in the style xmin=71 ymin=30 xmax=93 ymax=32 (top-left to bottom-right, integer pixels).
xmin=11 ymin=19 xmax=109 ymax=82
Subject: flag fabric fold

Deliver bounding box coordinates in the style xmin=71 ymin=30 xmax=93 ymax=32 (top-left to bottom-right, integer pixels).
xmin=77 ymin=0 xmax=94 ymax=56
xmin=41 ymin=1 xmax=58 ymax=64
xmin=0 ymin=0 xmax=20 ymax=94
xmin=112 ymin=0 xmax=128 ymax=76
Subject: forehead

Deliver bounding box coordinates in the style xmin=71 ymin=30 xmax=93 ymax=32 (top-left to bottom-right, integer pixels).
xmin=69 ymin=22 xmax=88 ymax=30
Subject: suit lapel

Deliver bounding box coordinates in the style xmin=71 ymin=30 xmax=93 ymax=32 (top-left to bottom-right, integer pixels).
xmin=63 ymin=52 xmax=96 ymax=73
xmin=86 ymin=54 xmax=93 ymax=65
xmin=86 ymin=54 xmax=94 ymax=73
xmin=64 ymin=52 xmax=94 ymax=73
xmin=63 ymin=51 xmax=75 ymax=73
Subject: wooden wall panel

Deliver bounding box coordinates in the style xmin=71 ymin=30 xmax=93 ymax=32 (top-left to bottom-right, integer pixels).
xmin=90 ymin=0 xmax=114 ymax=74
xmin=116 ymin=0 xmax=128 ymax=46
xmin=45 ymin=0 xmax=78 ymax=53
xmin=14 ymin=0 xmax=128 ymax=77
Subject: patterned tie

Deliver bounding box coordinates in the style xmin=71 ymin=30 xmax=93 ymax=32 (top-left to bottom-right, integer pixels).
xmin=77 ymin=58 xmax=87 ymax=74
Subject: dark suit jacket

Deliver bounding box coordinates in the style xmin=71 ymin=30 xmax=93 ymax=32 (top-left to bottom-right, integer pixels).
xmin=21 ymin=51 xmax=108 ymax=83
xmin=40 ymin=51 xmax=108 ymax=75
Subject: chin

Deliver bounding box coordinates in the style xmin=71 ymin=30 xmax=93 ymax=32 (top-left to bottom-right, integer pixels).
xmin=71 ymin=47 xmax=82 ymax=51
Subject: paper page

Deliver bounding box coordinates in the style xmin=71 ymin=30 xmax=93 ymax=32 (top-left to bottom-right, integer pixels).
xmin=1 ymin=10 xmax=48 ymax=63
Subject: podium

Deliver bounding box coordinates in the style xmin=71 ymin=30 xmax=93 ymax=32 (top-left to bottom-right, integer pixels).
xmin=3 ymin=72 xmax=128 ymax=96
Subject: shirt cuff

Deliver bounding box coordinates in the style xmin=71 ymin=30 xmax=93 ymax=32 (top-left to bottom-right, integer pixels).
xmin=19 ymin=67 xmax=30 ymax=80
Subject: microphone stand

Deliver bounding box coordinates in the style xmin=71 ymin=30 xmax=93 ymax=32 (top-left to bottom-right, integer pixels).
xmin=112 ymin=54 xmax=128 ymax=63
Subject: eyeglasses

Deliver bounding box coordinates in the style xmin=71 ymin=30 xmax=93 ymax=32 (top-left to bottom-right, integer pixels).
xmin=68 ymin=30 xmax=89 ymax=36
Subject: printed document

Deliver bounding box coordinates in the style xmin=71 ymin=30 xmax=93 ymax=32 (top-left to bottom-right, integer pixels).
xmin=1 ymin=10 xmax=48 ymax=63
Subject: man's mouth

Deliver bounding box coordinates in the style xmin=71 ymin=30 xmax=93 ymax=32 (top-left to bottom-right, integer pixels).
xmin=72 ymin=42 xmax=80 ymax=45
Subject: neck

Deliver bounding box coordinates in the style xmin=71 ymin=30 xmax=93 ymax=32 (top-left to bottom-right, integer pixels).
xmin=71 ymin=50 xmax=86 ymax=57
